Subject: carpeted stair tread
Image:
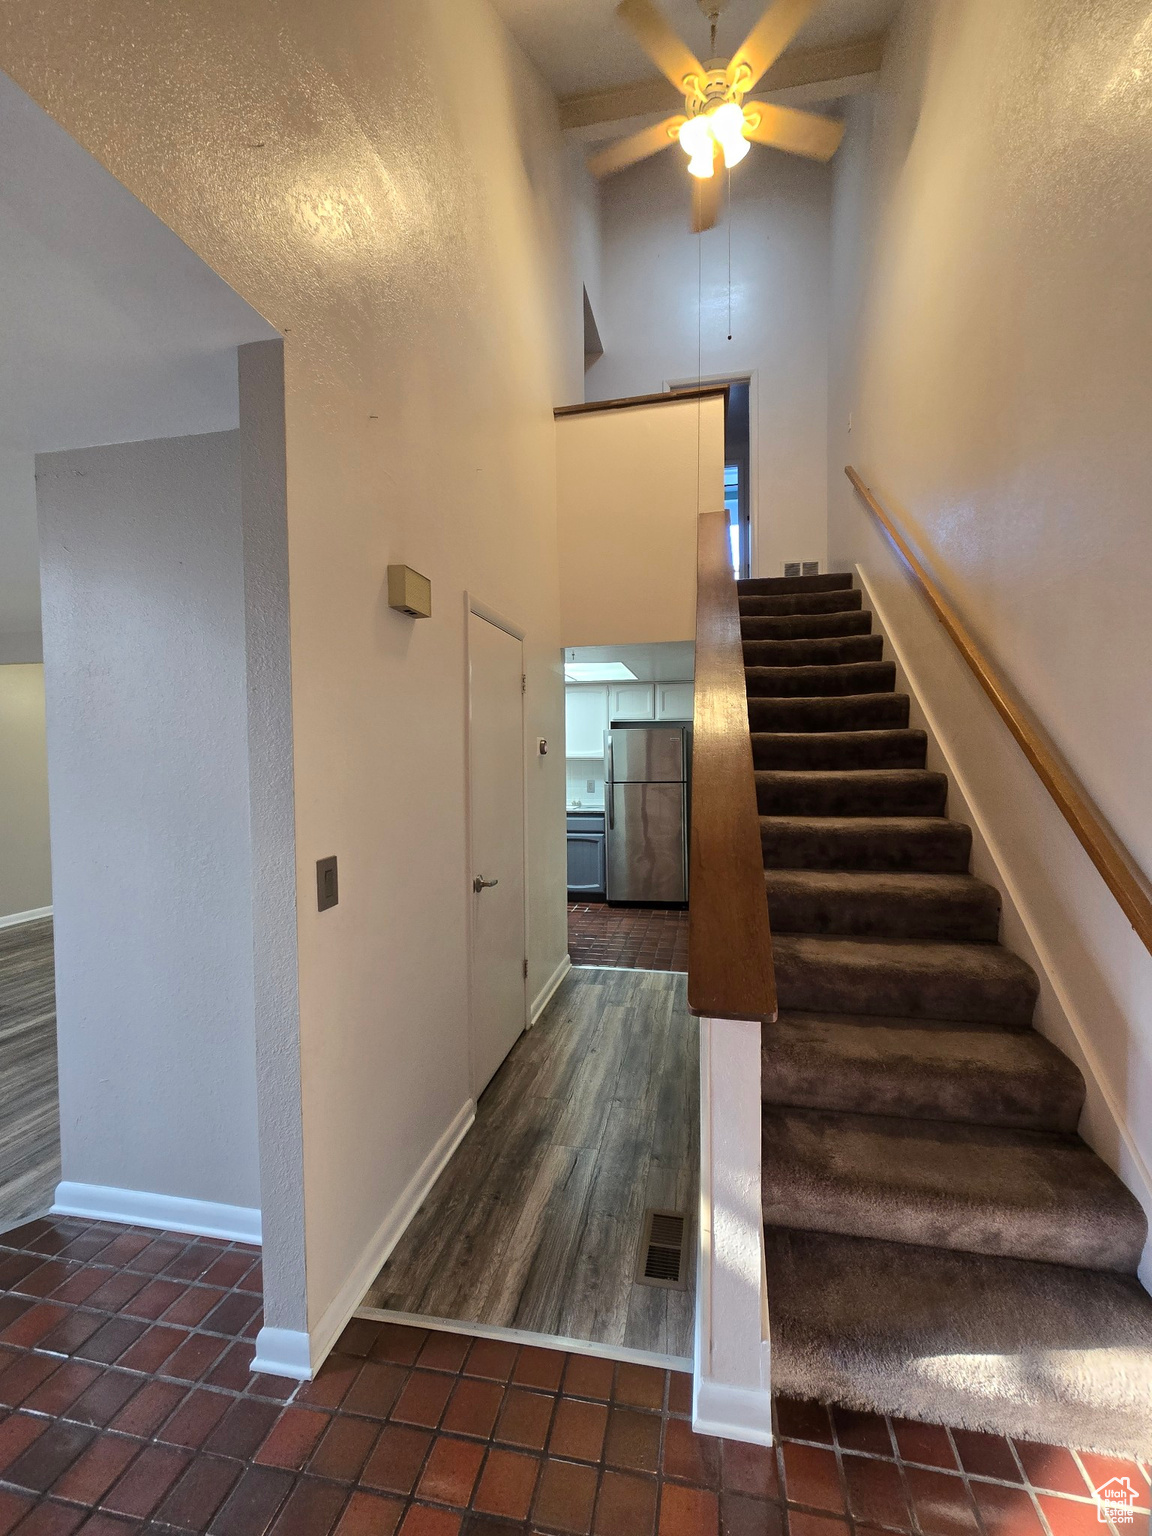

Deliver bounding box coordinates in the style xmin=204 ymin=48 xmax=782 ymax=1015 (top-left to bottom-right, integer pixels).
xmin=765 ymin=1226 xmax=1152 ymax=1454
xmin=752 ymin=730 xmax=927 ymax=771
xmin=762 ymin=816 xmax=971 ymax=872
xmin=741 ymin=611 xmax=873 ymax=642
xmin=757 ymin=769 xmax=947 ymax=819
xmin=764 ymin=870 xmax=999 ymax=941
xmin=743 ymin=635 xmax=883 ymax=667
xmin=747 ymin=693 xmax=910 ymax=733
xmin=761 ymin=1107 xmax=1146 ymax=1273
xmin=739 ymin=590 xmax=863 ymax=617
xmin=745 ymin=661 xmax=896 ymax=698
xmin=761 ymin=1010 xmax=1083 ymax=1130
xmin=739 ymin=573 xmax=853 ymax=596
xmin=772 ymin=934 xmax=1039 ymax=1025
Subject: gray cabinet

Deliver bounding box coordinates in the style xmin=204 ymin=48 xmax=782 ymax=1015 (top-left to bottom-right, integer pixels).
xmin=566 ymin=812 xmax=605 ymax=898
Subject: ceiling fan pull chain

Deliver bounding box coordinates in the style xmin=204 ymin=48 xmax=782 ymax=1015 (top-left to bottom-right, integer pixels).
xmin=727 ymin=169 xmax=733 ymax=341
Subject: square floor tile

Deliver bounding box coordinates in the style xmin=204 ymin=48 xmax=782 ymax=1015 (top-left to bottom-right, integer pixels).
xmin=473 ymin=1447 xmax=541 ymax=1519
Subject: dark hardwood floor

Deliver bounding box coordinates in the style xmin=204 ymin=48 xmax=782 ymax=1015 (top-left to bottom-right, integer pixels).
xmin=0 ymin=916 xmax=60 ymax=1233
xmin=362 ymin=968 xmax=698 ymax=1362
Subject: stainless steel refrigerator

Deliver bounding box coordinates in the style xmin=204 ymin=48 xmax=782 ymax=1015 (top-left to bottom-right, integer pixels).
xmin=605 ymin=722 xmax=691 ymax=904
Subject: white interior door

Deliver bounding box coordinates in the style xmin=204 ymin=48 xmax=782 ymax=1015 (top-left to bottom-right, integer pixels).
xmin=468 ymin=608 xmax=527 ymax=1097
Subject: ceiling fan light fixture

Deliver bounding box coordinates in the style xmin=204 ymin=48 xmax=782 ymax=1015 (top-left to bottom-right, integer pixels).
xmin=678 ymin=113 xmax=716 ymax=176
xmin=710 ymin=100 xmax=750 ymax=167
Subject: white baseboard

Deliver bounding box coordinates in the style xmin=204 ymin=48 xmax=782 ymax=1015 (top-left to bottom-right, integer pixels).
xmin=270 ymin=1097 xmax=476 ymax=1381
xmin=52 ymin=1182 xmax=261 ymax=1244
xmin=0 ymin=905 xmax=52 ymax=931
xmin=251 ymin=1326 xmax=313 ymax=1381
xmin=693 ymin=1377 xmax=774 ymax=1446
xmin=531 ymin=954 xmax=571 ymax=1025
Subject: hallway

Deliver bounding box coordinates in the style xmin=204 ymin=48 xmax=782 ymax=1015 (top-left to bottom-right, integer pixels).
xmin=0 ymin=917 xmax=58 ymax=1233
xmin=362 ymin=969 xmax=697 ymax=1360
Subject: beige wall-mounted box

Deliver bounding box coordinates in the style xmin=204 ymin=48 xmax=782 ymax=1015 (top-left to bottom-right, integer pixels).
xmin=387 ymin=565 xmax=432 ymax=618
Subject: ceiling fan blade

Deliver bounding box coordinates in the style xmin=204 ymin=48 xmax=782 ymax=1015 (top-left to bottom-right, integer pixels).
xmin=690 ymin=150 xmax=723 ymax=233
xmin=743 ymin=102 xmax=844 ymax=160
xmin=588 ymin=115 xmax=685 ymax=178
xmin=617 ymin=0 xmax=705 ymax=92
xmin=728 ymin=0 xmax=823 ymax=94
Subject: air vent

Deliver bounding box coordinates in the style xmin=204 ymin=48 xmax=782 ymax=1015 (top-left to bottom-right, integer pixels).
xmin=783 ymin=560 xmax=820 ymax=578
xmin=635 ymin=1209 xmax=689 ymax=1289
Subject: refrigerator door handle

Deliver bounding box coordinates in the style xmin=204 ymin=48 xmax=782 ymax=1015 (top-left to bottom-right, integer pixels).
xmin=605 ymin=732 xmax=614 ymax=830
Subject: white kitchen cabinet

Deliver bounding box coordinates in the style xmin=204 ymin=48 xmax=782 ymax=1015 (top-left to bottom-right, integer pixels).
xmin=608 ymin=682 xmax=656 ymax=721
xmin=565 ymin=684 xmax=609 ymax=758
xmin=656 ymin=681 xmax=695 ymax=720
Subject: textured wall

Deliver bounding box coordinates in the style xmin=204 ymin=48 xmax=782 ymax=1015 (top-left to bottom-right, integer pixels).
xmin=828 ymin=0 xmax=1152 ymax=1280
xmin=0 ymin=0 xmax=590 ymax=1343
xmin=0 ymin=448 xmax=40 ymax=663
xmin=587 ymin=143 xmax=832 ymax=577
xmin=36 ymin=432 xmax=261 ymax=1210
xmin=557 ymin=397 xmax=725 ymax=646
xmin=0 ymin=664 xmax=51 ymax=920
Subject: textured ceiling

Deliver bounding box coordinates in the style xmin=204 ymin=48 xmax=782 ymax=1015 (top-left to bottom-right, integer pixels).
xmin=491 ymin=0 xmax=903 ymax=98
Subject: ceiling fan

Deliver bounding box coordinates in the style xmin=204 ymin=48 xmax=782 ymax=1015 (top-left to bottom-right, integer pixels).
xmin=588 ymin=0 xmax=845 ymax=232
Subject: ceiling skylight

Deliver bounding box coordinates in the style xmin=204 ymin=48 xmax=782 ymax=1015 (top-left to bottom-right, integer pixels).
xmin=564 ymin=662 xmax=639 ymax=683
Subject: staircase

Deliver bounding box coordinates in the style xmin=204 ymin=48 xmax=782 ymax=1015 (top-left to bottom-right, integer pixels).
xmin=740 ymin=570 xmax=1152 ymax=1454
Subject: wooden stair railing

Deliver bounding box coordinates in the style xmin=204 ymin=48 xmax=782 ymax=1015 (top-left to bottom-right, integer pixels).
xmin=688 ymin=509 xmax=776 ymax=1447
xmin=846 ymin=467 xmax=1152 ymax=958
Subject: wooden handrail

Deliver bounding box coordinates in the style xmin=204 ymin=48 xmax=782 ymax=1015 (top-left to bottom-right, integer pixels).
xmin=554 ymin=385 xmax=729 ymax=419
xmin=846 ymin=466 xmax=1152 ymax=957
xmin=688 ymin=511 xmax=778 ymax=1021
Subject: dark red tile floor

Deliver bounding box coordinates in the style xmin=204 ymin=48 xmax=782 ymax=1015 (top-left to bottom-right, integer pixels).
xmin=567 ymin=903 xmax=688 ymax=972
xmin=1 ymin=1216 xmax=1149 ymax=1534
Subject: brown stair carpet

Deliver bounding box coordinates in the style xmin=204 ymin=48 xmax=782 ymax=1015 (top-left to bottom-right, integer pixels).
xmin=741 ymin=571 xmax=1152 ymax=1454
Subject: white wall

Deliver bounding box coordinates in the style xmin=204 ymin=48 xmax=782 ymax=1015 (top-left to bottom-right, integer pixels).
xmin=0 ymin=664 xmax=50 ymax=920
xmin=828 ymin=0 xmax=1152 ymax=1281
xmin=36 ymin=431 xmax=261 ymax=1212
xmin=587 ymin=144 xmax=832 ymax=576
xmin=0 ymin=0 xmax=587 ymax=1355
xmin=0 ymin=448 xmax=40 ymax=663
xmin=557 ymin=396 xmax=725 ymax=646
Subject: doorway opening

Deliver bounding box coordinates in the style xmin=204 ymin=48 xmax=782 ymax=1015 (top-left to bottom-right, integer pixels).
xmin=563 ymin=641 xmax=693 ymax=969
xmin=0 ymin=69 xmax=281 ymax=1254
xmin=724 ymin=379 xmax=752 ymax=579
xmin=670 ymin=373 xmax=752 ymax=577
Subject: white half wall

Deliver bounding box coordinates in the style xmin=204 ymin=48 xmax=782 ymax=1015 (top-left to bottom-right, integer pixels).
xmin=587 ymin=144 xmax=833 ymax=578
xmin=0 ymin=663 xmax=50 ymax=921
xmin=557 ymin=396 xmax=725 ymax=646
xmin=36 ymin=429 xmax=261 ymax=1213
xmin=828 ymin=0 xmax=1152 ymax=1283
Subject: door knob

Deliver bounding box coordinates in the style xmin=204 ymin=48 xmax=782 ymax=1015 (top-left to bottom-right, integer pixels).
xmin=473 ymin=876 xmax=499 ymax=893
